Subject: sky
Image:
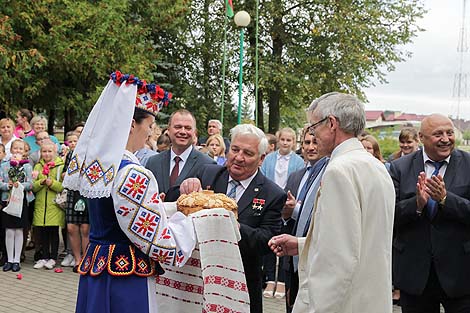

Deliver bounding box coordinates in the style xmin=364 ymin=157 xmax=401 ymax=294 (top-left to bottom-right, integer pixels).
xmin=364 ymin=0 xmax=470 ymax=120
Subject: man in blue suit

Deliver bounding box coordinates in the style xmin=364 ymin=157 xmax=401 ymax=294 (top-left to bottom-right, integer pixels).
xmin=390 ymin=114 xmax=470 ymax=313
xmin=145 ymin=109 xmax=215 ymax=200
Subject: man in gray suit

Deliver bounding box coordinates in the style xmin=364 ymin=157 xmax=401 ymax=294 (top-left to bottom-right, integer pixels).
xmin=145 ymin=109 xmax=215 ymax=200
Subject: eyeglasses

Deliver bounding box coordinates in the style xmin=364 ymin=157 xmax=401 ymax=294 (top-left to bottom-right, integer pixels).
xmin=308 ymin=117 xmax=328 ymax=135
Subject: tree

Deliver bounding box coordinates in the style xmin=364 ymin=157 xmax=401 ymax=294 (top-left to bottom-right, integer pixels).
xmin=242 ymin=0 xmax=425 ymax=132
xmin=0 ymin=14 xmax=45 ymax=116
xmin=1 ymin=0 xmax=183 ymax=132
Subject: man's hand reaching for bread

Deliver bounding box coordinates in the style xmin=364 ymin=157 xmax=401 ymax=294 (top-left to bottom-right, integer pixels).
xmin=180 ymin=178 xmax=203 ymax=195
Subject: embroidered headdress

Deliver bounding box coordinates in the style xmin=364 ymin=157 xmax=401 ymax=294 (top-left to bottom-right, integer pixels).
xmin=62 ymin=71 xmax=171 ymax=198
xmin=110 ymin=71 xmax=172 ymax=116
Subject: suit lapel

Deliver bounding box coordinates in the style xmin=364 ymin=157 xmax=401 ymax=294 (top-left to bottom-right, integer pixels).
xmin=238 ymin=172 xmax=263 ymax=216
xmin=444 ymin=150 xmax=460 ymax=187
xmin=176 ymin=149 xmax=197 ymax=185
xmin=213 ymin=170 xmax=229 ymax=193
xmin=291 ymin=168 xmax=307 ymax=196
xmin=161 ymin=150 xmax=171 ymax=192
xmin=412 ymin=150 xmax=425 ymax=179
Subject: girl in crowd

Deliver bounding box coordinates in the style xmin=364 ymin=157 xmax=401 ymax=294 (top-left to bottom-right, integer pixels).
xmin=361 ymin=135 xmax=385 ymax=163
xmin=0 ymin=140 xmax=34 ymax=272
xmin=0 ymin=118 xmax=17 ymax=159
xmin=32 ymin=142 xmax=65 ymax=270
xmin=206 ymin=134 xmax=227 ymax=165
xmin=260 ymin=127 xmax=304 ymax=299
xmin=62 ymin=132 xmax=89 ymax=272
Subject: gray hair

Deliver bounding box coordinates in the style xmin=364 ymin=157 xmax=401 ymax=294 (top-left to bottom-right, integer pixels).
xmin=30 ymin=115 xmax=48 ymax=127
xmin=208 ymin=119 xmax=223 ymax=130
xmin=307 ymin=92 xmax=365 ymax=136
xmin=230 ymin=124 xmax=268 ymax=155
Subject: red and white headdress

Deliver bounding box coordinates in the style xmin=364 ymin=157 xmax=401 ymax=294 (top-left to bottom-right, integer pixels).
xmin=63 ymin=71 xmax=171 ymax=198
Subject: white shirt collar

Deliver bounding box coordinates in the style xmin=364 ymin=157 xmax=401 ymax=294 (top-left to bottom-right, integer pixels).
xmin=171 ymin=145 xmax=193 ymax=163
xmin=422 ymin=149 xmax=451 ymax=164
xmin=277 ymin=151 xmax=292 ymax=161
xmin=229 ymin=170 xmax=258 ymax=190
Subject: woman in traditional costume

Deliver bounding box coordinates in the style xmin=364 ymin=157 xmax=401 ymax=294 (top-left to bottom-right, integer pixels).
xmin=63 ymin=71 xmax=196 ymax=313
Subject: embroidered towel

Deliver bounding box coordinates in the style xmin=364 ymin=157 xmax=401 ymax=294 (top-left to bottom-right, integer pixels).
xmin=155 ymin=208 xmax=250 ymax=313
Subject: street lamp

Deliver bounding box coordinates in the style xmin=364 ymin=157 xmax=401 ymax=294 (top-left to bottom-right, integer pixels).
xmin=234 ymin=10 xmax=251 ymax=124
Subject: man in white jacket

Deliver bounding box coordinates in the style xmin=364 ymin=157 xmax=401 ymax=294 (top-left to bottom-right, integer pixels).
xmin=269 ymin=92 xmax=395 ymax=313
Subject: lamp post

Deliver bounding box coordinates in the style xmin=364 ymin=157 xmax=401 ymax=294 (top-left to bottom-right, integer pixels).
xmin=234 ymin=11 xmax=251 ymax=124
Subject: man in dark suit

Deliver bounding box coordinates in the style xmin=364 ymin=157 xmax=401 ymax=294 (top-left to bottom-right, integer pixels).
xmin=180 ymin=124 xmax=286 ymax=313
xmin=282 ymin=127 xmax=328 ymax=312
xmin=389 ymin=114 xmax=470 ymax=313
xmin=145 ymin=109 xmax=215 ymax=200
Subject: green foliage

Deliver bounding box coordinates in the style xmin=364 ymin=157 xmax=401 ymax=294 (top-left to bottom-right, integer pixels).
xmin=463 ymin=130 xmax=470 ymax=141
xmin=243 ymin=0 xmax=426 ymax=132
xmin=0 ymin=0 xmax=176 ymax=130
xmin=0 ymin=0 xmax=426 ymax=136
xmin=367 ymin=129 xmax=400 ymax=159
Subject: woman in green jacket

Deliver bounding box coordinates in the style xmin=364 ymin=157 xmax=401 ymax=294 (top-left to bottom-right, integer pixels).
xmin=32 ymin=142 xmax=64 ymax=270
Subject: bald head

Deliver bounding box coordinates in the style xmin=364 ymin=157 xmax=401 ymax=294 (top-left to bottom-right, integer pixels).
xmin=419 ymin=114 xmax=455 ymax=161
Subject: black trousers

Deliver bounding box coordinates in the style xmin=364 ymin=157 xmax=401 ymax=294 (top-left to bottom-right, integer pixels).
xmin=401 ymin=263 xmax=470 ymax=313
xmin=38 ymin=226 xmax=60 ymax=260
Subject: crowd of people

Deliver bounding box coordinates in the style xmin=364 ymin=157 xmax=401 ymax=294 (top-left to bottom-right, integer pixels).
xmin=0 ymin=73 xmax=467 ymax=313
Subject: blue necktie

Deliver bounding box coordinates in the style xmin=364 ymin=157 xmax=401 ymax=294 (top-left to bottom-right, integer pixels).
xmin=297 ymin=167 xmax=315 ymax=203
xmin=227 ymin=180 xmax=240 ymax=200
xmin=426 ymin=160 xmax=445 ymax=218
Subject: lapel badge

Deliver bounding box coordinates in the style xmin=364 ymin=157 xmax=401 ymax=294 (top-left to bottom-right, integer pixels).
xmin=254 ymin=187 xmax=259 ymax=192
xmin=252 ymin=198 xmax=265 ymax=216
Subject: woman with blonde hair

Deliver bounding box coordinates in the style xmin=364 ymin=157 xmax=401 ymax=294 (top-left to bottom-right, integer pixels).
xmin=360 ymin=135 xmax=385 ymax=163
xmin=206 ymin=134 xmax=226 ymax=165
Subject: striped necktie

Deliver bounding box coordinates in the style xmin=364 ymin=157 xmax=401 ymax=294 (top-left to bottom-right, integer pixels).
xmin=227 ymin=180 xmax=241 ymax=200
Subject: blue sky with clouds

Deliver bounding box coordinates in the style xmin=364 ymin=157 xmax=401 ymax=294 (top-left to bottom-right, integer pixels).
xmin=364 ymin=0 xmax=470 ymax=120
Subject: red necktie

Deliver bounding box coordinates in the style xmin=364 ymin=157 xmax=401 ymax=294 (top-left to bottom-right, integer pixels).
xmin=170 ymin=156 xmax=181 ymax=186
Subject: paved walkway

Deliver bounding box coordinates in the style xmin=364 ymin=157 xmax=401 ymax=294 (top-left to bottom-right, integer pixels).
xmin=0 ymin=250 xmax=403 ymax=313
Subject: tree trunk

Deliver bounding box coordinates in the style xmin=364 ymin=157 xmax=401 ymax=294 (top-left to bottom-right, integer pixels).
xmin=268 ymin=88 xmax=280 ymax=133
xmin=48 ymin=108 xmax=56 ymax=136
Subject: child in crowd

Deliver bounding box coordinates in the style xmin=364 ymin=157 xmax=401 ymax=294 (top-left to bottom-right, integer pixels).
xmin=0 ymin=139 xmax=34 ymax=272
xmin=32 ymin=142 xmax=65 ymax=270
xmin=61 ymin=132 xmax=89 ymax=272
xmin=260 ymin=127 xmax=305 ymax=299
xmin=0 ymin=144 xmax=6 ymax=164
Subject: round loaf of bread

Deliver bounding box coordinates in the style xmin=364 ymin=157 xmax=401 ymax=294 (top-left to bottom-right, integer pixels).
xmin=177 ymin=190 xmax=238 ymax=217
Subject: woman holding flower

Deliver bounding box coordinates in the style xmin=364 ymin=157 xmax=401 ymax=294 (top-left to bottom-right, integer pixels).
xmin=0 ymin=139 xmax=34 ymax=272
xmin=32 ymin=142 xmax=64 ymax=270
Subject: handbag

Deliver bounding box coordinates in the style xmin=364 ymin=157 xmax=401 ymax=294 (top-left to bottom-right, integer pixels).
xmin=3 ymin=184 xmax=25 ymax=218
xmin=54 ymin=190 xmax=68 ymax=210
xmin=53 ymin=164 xmax=67 ymax=210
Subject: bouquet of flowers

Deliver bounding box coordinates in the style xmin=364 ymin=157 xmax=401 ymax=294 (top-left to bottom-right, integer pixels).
xmin=8 ymin=159 xmax=29 ymax=182
xmin=42 ymin=161 xmax=56 ymax=176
